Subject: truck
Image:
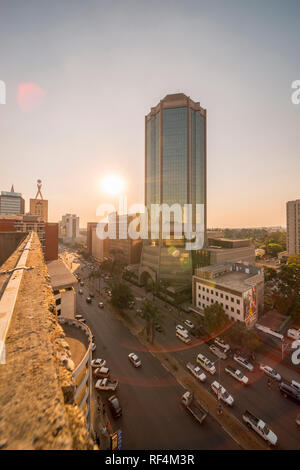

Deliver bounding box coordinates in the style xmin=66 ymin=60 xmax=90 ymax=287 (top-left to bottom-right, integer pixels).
xmin=95 ymin=377 xmax=118 ymax=391
xmin=186 ymin=362 xmax=207 ymax=382
xmin=181 ymin=391 xmax=207 ymax=424
xmin=225 ymin=365 xmax=249 ymax=384
xmin=242 ymin=410 xmax=278 ymax=446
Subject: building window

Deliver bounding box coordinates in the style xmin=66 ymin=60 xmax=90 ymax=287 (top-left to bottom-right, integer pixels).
xmin=237 ymin=309 xmax=240 ymax=314
xmin=231 ymin=307 xmax=234 ymax=312
xmin=220 ymin=293 xmax=224 ymax=298
xmin=56 ymin=298 xmax=61 ymax=305
xmin=226 ymin=305 xmax=229 ymax=310
xmin=237 ymin=299 xmax=240 ymax=305
xmin=211 ymin=290 xmax=213 ymax=294
xmin=226 ymin=295 xmax=229 ymax=300
xmin=216 ymin=292 xmax=219 ymax=297
xmin=231 ymin=297 xmax=234 ymax=303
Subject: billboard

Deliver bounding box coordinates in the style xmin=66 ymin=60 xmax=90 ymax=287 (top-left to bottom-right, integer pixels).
xmin=243 ymin=287 xmax=257 ymax=326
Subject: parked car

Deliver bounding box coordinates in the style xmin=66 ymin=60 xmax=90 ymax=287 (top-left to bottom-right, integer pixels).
xmin=184 ymin=320 xmax=194 ymax=329
xmin=211 ymin=381 xmax=234 ymax=406
xmin=291 ymin=380 xmax=300 ymax=392
xmin=91 ymin=358 xmax=106 ymax=368
xmin=279 ymin=382 xmax=300 ymax=403
xmin=95 ymin=378 xmax=118 ymax=391
xmin=287 ymin=328 xmax=300 ymax=340
xmin=154 ymin=322 xmax=163 ymax=332
xmin=209 ymin=345 xmax=227 ymax=360
xmin=128 ymin=352 xmax=141 ymax=367
xmin=197 ymin=353 xmax=216 ymax=375
xmin=176 ymin=324 xmax=189 ymax=335
xmin=108 ymin=395 xmax=122 ymax=418
xmin=91 ymin=343 xmax=96 ymax=352
xmin=225 ymin=365 xmax=249 ymax=384
xmin=75 ymin=314 xmax=83 ymax=320
xmin=98 ymin=302 xmax=104 ymax=309
xmin=80 ymin=281 xmax=84 ymax=286
xmin=86 ymin=297 xmax=92 ymax=304
xmin=233 ymin=354 xmax=254 ymax=371
xmin=78 ymin=289 xmax=83 ymax=295
xmin=214 ymin=337 xmax=230 ymax=352
xmin=259 ymin=364 xmax=281 ymax=381
xmin=89 ymin=292 xmax=95 ymax=298
xmin=94 ymin=366 xmax=110 ymax=378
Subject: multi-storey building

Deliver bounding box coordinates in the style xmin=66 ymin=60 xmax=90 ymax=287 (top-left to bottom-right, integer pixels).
xmin=59 ymin=213 xmax=80 ymax=241
xmin=192 ymin=262 xmax=264 ymax=326
xmin=0 ymin=186 xmax=25 ymax=215
xmin=139 ymin=92 xmax=207 ymax=288
xmin=287 ymin=199 xmax=300 ymax=255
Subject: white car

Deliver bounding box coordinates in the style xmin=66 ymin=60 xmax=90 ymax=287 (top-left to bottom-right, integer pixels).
xmin=91 ymin=358 xmax=106 ymax=368
xmin=176 ymin=324 xmax=189 ymax=335
xmin=92 ymin=343 xmax=96 ymax=352
xmin=209 ymin=345 xmax=227 ymax=360
xmin=287 ymin=328 xmax=300 ymax=340
xmin=186 ymin=362 xmax=207 ymax=382
xmin=214 ymin=337 xmax=230 ymax=352
xmin=233 ymin=355 xmax=254 ymax=372
xmin=128 ymin=353 xmax=141 ymax=367
xmin=225 ymin=366 xmax=249 ymax=384
xmin=259 ymin=364 xmax=281 ymax=381
xmin=184 ymin=320 xmax=194 ymax=329
xmin=197 ymin=353 xmax=216 ymax=375
xmin=291 ymin=380 xmax=300 ymax=392
xmin=211 ymin=381 xmax=234 ymax=406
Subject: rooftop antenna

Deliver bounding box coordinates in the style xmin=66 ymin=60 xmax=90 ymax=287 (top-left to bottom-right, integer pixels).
xmin=35 ymin=179 xmax=43 ymax=199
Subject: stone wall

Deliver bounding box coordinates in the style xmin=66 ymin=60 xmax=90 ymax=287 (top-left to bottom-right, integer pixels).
xmin=0 ymin=232 xmax=94 ymax=450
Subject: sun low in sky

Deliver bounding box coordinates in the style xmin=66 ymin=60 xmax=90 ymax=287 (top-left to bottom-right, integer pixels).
xmin=101 ymin=174 xmax=125 ymax=196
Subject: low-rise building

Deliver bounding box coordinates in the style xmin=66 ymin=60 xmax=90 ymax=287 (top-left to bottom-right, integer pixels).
xmin=192 ymin=262 xmax=264 ymax=326
xmin=47 ymin=258 xmax=77 ymax=318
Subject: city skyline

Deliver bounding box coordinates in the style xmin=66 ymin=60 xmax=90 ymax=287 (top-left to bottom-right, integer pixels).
xmin=1 ymin=1 xmax=300 ymax=227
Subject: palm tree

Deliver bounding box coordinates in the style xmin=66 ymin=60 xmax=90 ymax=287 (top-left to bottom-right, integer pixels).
xmin=136 ymin=301 xmax=165 ymax=344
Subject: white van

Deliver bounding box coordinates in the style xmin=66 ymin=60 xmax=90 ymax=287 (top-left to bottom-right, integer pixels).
xmin=176 ymin=330 xmax=192 ymax=344
xmin=287 ymin=328 xmax=300 ymax=340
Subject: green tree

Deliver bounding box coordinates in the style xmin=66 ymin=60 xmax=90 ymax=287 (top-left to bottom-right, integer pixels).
xmin=136 ymin=301 xmax=165 ymax=344
xmin=203 ymin=304 xmax=230 ymax=335
xmin=264 ymin=243 xmax=283 ymax=257
xmin=110 ymin=281 xmax=134 ymax=309
xmin=276 ymin=263 xmax=300 ymax=320
xmin=287 ymin=254 xmax=300 ymax=265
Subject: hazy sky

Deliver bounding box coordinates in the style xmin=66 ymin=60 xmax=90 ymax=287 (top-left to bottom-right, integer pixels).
xmin=0 ymin=0 xmax=299 ymax=227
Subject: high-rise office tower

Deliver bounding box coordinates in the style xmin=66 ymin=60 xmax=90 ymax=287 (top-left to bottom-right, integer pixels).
xmin=287 ymin=199 xmax=300 ymax=255
xmin=139 ymin=93 xmax=207 ymax=288
xmin=0 ymin=185 xmax=25 ymax=215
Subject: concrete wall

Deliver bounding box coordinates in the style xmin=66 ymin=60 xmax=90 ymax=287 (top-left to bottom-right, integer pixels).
xmin=0 ymin=232 xmax=26 ymax=266
xmin=0 ymin=233 xmax=93 ymax=449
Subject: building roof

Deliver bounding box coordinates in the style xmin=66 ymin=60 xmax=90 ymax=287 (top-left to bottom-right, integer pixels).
xmin=47 ymin=259 xmax=77 ymax=289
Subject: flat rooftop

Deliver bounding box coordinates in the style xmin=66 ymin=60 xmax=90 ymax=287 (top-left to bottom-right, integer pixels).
xmin=60 ymin=321 xmax=90 ymax=368
xmin=47 ymin=258 xmax=77 ymax=289
xmin=210 ymin=271 xmax=252 ymax=293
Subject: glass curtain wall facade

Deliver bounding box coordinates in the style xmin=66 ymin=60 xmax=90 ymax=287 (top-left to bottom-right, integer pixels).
xmin=141 ymin=93 xmax=207 ymax=288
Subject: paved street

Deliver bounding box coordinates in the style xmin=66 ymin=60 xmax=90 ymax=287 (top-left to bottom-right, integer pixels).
xmin=76 ymin=284 xmax=239 ymax=449
xmin=62 ymin=249 xmax=300 ymax=450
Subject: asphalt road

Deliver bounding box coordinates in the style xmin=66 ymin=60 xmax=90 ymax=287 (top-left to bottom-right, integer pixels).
xmin=76 ymin=290 xmax=239 ymax=449
xmin=122 ymin=283 xmax=300 ymax=450
xmin=63 ymin=249 xmax=300 ymax=449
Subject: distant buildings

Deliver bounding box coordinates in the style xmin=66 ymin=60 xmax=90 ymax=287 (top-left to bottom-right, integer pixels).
xmin=59 ymin=213 xmax=80 ymax=241
xmin=192 ymin=262 xmax=264 ymax=326
xmin=139 ymin=92 xmax=207 ymax=288
xmin=287 ymin=199 xmax=300 ymax=255
xmin=87 ymin=214 xmax=142 ymax=264
xmin=0 ymin=214 xmax=58 ymax=261
xmin=0 ymin=185 xmax=25 ymax=215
